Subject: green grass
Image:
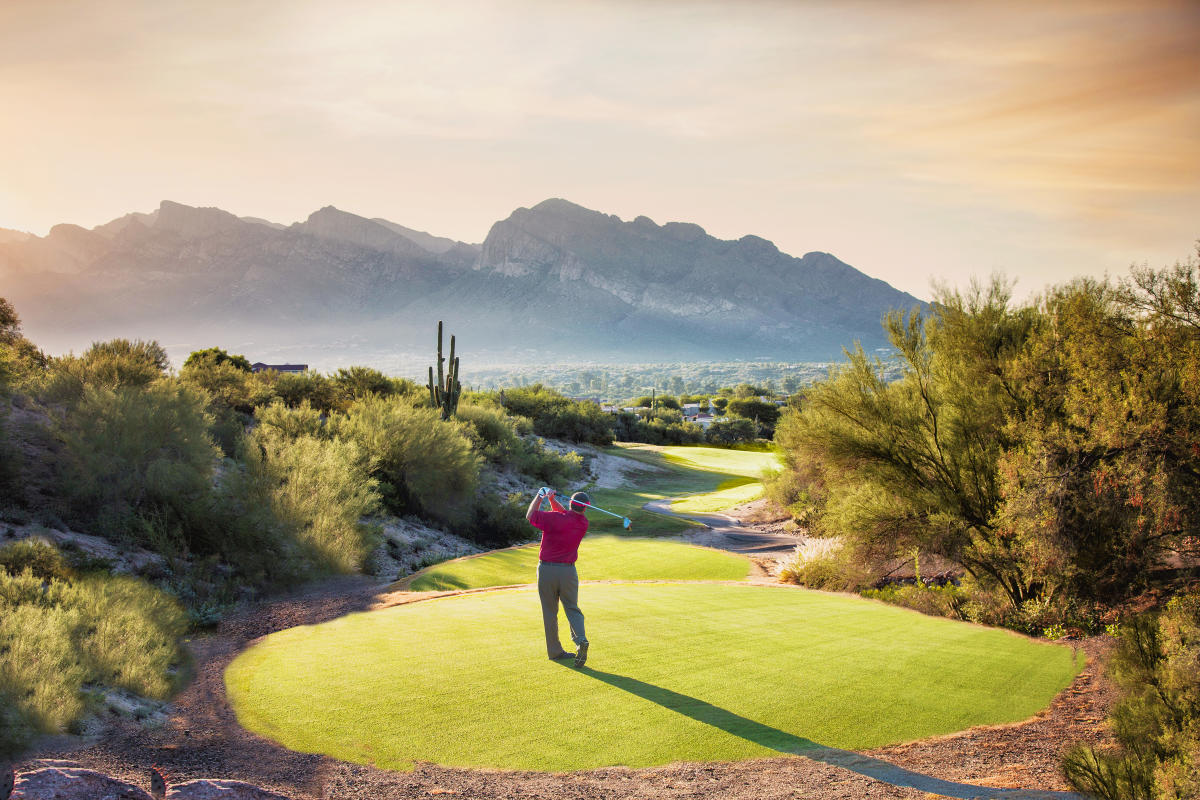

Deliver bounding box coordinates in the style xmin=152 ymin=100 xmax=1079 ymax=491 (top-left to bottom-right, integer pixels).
xmin=407 ymin=536 xmax=751 ymax=591
xmin=226 ymin=583 xmax=1084 ymax=772
xmin=583 ymin=444 xmax=781 ymax=535
xmin=670 ymin=479 xmax=764 ymax=514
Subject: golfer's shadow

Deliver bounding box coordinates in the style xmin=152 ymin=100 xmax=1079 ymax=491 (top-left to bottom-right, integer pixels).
xmin=563 ymin=665 xmax=1084 ymax=800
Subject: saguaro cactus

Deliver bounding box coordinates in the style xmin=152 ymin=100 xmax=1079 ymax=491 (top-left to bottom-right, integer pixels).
xmin=427 ymin=320 xmax=461 ymax=420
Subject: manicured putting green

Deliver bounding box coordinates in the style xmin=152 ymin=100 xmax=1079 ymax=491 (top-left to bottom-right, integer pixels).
xmin=670 ymin=478 xmax=764 ymax=513
xmin=407 ymin=535 xmax=750 ymax=591
xmin=226 ymin=583 xmax=1083 ymax=772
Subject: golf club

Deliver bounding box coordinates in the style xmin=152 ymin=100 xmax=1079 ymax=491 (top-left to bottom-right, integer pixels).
xmin=538 ymin=488 xmax=632 ymax=529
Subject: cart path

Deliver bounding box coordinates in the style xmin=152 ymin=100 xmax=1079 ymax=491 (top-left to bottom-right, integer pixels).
xmin=643 ymin=498 xmax=806 ymax=559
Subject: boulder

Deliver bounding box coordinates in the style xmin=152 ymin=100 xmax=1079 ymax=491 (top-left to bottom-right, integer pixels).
xmin=11 ymin=765 xmax=153 ymax=800
xmin=167 ymin=780 xmax=292 ymax=800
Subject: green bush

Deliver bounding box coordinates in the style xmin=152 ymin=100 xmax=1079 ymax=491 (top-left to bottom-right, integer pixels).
xmin=496 ymin=385 xmax=614 ymax=446
xmin=331 ymin=367 xmax=419 ymax=408
xmin=0 ymin=538 xmax=74 ymax=582
xmin=254 ymin=399 xmax=326 ymax=440
xmin=612 ymin=411 xmax=705 ymax=445
xmin=38 ymin=339 xmax=169 ymax=404
xmin=862 ymin=582 xmax=966 ymax=620
xmin=269 ymin=371 xmax=339 ymax=413
xmin=1062 ymin=587 xmax=1200 ymax=800
xmin=181 ymin=357 xmax=275 ymax=414
xmin=183 ymin=347 xmax=252 ymax=372
xmin=52 ymin=382 xmax=220 ymax=548
xmin=246 ymin=431 xmax=381 ymax=575
xmin=330 ymin=395 xmax=480 ymax=526
xmin=777 ymin=539 xmax=876 ymax=592
xmin=705 ymin=416 xmax=757 ymax=445
xmin=0 ymin=559 xmax=187 ymax=760
xmin=456 ymin=403 xmax=583 ymax=485
xmin=461 ymin=493 xmax=532 ymax=548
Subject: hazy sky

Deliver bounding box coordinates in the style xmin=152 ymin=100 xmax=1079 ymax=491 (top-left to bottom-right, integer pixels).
xmin=2 ymin=0 xmax=1197 ymax=299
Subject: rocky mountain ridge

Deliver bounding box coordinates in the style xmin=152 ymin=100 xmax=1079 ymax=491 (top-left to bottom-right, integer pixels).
xmin=0 ymin=199 xmax=921 ymax=368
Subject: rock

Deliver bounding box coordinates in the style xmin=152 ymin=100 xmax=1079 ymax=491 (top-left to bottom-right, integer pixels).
xmin=149 ymin=767 xmax=167 ymax=800
xmin=3 ymin=765 xmax=14 ymax=800
xmin=166 ymin=779 xmax=293 ymax=800
xmin=11 ymin=765 xmax=154 ymax=800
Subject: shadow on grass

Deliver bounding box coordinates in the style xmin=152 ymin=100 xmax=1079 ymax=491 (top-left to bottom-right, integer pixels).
xmin=568 ymin=666 xmax=1084 ymax=800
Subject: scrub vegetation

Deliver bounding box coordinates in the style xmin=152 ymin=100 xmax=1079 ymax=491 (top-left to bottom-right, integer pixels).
xmin=764 ymin=254 xmax=1200 ymax=792
xmin=0 ymin=539 xmax=188 ymax=756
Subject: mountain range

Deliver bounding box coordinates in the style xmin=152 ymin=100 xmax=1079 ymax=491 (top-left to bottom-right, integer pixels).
xmin=0 ymin=199 xmax=923 ymax=371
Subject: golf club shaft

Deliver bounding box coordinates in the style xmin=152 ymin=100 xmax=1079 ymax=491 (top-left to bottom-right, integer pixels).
xmin=541 ymin=491 xmax=624 ymax=520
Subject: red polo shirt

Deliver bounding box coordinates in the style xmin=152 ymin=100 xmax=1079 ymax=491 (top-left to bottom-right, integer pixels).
xmin=529 ymin=496 xmax=588 ymax=563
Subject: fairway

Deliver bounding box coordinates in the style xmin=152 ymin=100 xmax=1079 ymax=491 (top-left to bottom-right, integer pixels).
xmin=408 ymin=535 xmax=750 ymax=591
xmin=226 ymin=583 xmax=1084 ymax=772
xmin=586 ymin=444 xmax=782 ymax=533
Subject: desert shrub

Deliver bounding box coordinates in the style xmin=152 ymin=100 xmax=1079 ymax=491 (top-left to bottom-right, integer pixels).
xmin=456 ymin=403 xmax=583 ymax=485
xmin=612 ymin=411 xmax=704 ymax=445
xmin=763 ymin=461 xmax=824 ymax=525
xmin=0 ymin=559 xmax=187 ymax=760
xmin=1062 ymin=587 xmax=1200 ymax=800
xmin=515 ymin=442 xmax=583 ymax=486
xmin=254 ymin=399 xmax=326 ymax=440
xmin=461 ymin=492 xmax=533 ymax=548
xmin=38 ymin=339 xmax=169 ymax=404
xmin=202 ymin=429 xmax=380 ymax=584
xmin=862 ymin=582 xmax=967 ymax=620
xmin=269 ymin=371 xmax=339 ymax=413
xmin=777 ymin=539 xmax=876 ymax=592
xmin=246 ymin=432 xmax=380 ymax=574
xmin=496 ymin=385 xmax=614 ymax=446
xmin=957 ymin=585 xmax=1106 ymax=636
xmin=206 ymin=406 xmax=249 ymax=457
xmin=52 ymin=382 xmax=220 ymax=548
xmin=330 ymin=395 xmax=480 ymax=526
xmin=331 ymin=367 xmax=419 ymax=408
xmin=181 ymin=357 xmax=275 ymax=414
xmin=0 ymin=538 xmax=74 ymax=582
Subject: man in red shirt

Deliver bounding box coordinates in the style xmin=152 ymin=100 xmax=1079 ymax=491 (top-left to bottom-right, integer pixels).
xmin=526 ymin=488 xmax=590 ymax=668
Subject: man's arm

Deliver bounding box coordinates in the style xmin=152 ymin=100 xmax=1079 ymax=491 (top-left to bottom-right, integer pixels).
xmin=547 ymin=490 xmax=566 ymax=512
xmin=526 ymin=490 xmax=544 ymax=523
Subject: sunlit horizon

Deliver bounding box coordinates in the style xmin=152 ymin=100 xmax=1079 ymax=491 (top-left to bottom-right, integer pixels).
xmin=2 ymin=0 xmax=1197 ymax=300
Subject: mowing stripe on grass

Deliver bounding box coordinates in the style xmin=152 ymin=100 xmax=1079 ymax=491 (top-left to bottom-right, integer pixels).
xmin=406 ymin=535 xmax=750 ymax=591
xmin=226 ymin=583 xmax=1083 ymax=772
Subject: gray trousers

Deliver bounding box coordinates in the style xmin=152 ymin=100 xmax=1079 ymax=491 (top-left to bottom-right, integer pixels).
xmin=537 ymin=562 xmax=587 ymax=656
